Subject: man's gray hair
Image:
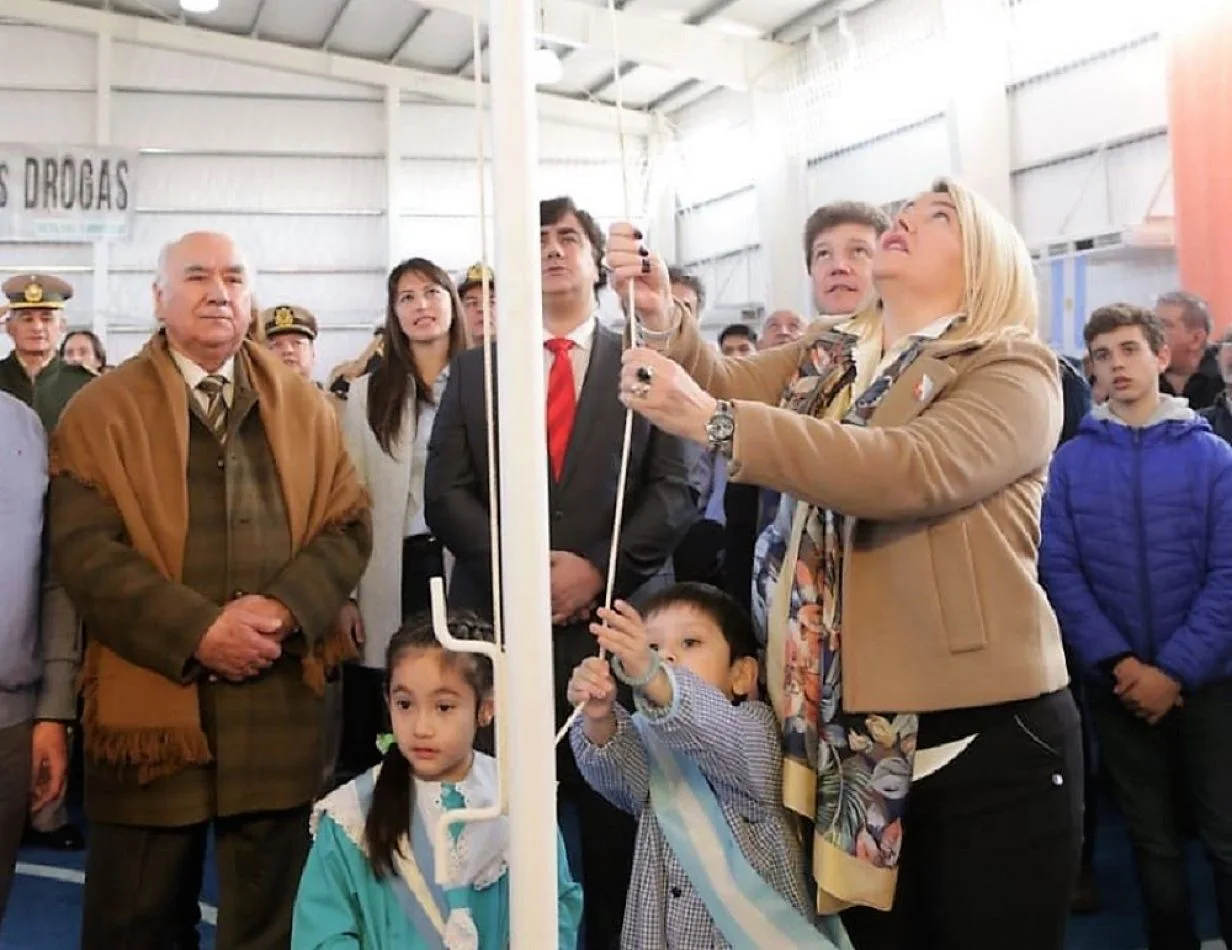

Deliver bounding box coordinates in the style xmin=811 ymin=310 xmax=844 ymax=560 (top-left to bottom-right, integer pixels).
xmin=154 ymin=241 xmax=174 ymax=292
xmin=154 ymin=233 xmax=252 ymax=292
xmin=1156 ymin=290 xmax=1212 ymax=335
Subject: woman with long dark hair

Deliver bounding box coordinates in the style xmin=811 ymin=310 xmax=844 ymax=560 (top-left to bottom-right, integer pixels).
xmin=336 ymin=257 xmax=469 ymax=780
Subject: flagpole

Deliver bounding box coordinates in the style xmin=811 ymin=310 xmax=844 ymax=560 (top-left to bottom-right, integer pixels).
xmin=487 ymin=0 xmax=561 ymax=944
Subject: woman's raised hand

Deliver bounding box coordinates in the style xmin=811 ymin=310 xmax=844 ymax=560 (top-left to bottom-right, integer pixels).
xmin=605 ymin=222 xmax=674 ymax=332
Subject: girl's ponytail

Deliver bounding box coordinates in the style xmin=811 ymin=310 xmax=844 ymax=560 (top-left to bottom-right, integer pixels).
xmin=364 ymin=740 xmax=414 ymax=879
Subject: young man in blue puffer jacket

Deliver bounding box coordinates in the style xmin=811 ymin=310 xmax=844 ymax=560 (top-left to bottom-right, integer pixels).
xmin=1041 ymin=302 xmax=1232 ymax=950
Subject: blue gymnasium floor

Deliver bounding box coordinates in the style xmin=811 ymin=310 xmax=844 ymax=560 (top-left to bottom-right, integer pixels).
xmin=1 ymin=805 xmax=1225 ymax=949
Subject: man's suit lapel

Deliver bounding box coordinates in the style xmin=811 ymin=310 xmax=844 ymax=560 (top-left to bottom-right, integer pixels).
xmin=555 ymin=326 xmax=619 ymax=497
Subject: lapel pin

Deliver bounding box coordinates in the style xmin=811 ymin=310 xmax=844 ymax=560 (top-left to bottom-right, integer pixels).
xmin=913 ymin=374 xmax=935 ymax=403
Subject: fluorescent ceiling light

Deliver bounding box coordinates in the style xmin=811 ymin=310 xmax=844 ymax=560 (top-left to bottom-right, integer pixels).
xmin=180 ymin=0 xmax=220 ymax=13
xmin=532 ymin=47 xmax=564 ymax=86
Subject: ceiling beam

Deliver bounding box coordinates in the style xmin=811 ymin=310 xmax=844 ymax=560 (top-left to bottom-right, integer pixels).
xmin=387 ymin=8 xmax=433 ymax=64
xmin=422 ymin=0 xmax=791 ymax=90
xmin=587 ymin=0 xmax=738 ymax=100
xmin=7 ymin=0 xmax=650 ymax=133
xmin=650 ymin=0 xmax=870 ymax=116
xmin=320 ymin=0 xmax=356 ymax=51
xmin=246 ymin=0 xmax=272 ymax=37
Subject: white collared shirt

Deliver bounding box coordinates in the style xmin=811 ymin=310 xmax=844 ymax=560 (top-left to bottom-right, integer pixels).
xmin=169 ymin=346 xmax=237 ymax=411
xmin=542 ymin=313 xmax=598 ymax=399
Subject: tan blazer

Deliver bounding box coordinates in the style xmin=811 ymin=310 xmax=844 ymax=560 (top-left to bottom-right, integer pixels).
xmin=666 ymin=307 xmax=1069 ymax=713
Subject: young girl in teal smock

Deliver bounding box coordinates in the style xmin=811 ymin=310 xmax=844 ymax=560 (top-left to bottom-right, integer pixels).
xmin=292 ymin=613 xmax=582 ymax=949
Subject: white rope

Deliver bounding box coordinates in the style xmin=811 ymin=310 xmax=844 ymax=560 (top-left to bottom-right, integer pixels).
xmin=555 ymin=0 xmax=641 ymax=746
xmin=470 ymin=15 xmax=503 ymax=657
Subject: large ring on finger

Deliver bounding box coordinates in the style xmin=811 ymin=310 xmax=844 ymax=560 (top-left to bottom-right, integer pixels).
xmin=635 ymin=364 xmax=654 ymax=384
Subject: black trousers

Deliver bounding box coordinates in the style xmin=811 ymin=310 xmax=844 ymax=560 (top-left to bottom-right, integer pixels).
xmin=841 ymin=690 xmax=1083 ymax=950
xmin=337 ymin=534 xmax=444 ymax=780
xmin=1091 ymin=679 xmax=1232 ymax=950
xmin=558 ymin=748 xmax=636 ymax=950
xmin=1064 ymin=644 xmax=1100 ymax=870
xmin=81 ymin=806 xmax=310 ymax=950
xmin=552 ymin=617 xmax=636 ymax=949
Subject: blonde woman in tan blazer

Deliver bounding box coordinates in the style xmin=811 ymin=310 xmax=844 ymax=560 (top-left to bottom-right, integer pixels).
xmin=605 ymin=178 xmax=1079 ymax=950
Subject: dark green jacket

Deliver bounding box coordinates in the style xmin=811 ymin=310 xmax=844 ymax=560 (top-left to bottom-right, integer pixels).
xmin=0 ymin=353 xmax=95 ymax=431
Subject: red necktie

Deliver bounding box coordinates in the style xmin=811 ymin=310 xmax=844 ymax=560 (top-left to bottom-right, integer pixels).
xmin=545 ymin=338 xmax=577 ymax=481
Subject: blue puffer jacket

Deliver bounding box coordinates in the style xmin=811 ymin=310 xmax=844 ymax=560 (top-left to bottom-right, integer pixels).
xmin=1040 ymin=395 xmax=1232 ymax=689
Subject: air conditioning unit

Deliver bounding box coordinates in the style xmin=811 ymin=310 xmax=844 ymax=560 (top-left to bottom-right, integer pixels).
xmin=1031 ymin=217 xmax=1176 ymax=263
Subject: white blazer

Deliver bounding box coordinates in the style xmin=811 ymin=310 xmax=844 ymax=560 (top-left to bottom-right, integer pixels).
xmin=341 ymin=375 xmax=453 ymax=668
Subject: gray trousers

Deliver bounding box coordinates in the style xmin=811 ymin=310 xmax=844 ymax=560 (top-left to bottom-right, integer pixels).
xmin=0 ymin=719 xmax=32 ymax=928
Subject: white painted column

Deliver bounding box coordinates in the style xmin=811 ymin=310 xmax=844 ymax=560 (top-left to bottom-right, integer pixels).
xmin=940 ymin=0 xmax=1014 ymax=219
xmin=749 ymin=86 xmax=810 ymax=315
xmin=92 ymin=28 xmax=112 ymax=345
xmin=384 ymin=84 xmax=401 ymax=272
xmin=487 ymin=0 xmax=560 ymax=944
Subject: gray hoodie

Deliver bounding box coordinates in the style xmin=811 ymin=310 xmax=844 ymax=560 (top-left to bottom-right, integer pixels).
xmin=1091 ymin=393 xmax=1195 ymax=428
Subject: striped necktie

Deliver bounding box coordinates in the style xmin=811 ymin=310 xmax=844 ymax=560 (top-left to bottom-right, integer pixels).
xmin=197 ymin=374 xmax=228 ymax=442
xmin=545 ymin=338 xmax=577 ymax=481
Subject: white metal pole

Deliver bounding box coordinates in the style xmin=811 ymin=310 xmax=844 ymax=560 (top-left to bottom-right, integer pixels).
xmin=92 ymin=28 xmax=112 ymax=348
xmin=487 ymin=0 xmax=561 ymax=945
xmin=384 ymin=84 xmax=401 ymax=273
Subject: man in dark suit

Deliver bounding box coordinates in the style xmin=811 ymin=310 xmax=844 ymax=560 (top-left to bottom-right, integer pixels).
xmin=425 ymin=196 xmax=696 ymax=948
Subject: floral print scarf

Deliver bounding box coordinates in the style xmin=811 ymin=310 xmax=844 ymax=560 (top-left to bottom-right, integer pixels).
xmin=753 ymin=323 xmax=936 ymax=915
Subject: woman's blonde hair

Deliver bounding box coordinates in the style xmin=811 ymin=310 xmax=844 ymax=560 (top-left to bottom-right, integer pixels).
xmin=932 ymin=176 xmax=1039 ymax=341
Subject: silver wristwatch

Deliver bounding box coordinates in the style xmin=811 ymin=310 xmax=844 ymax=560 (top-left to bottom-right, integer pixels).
xmin=706 ymin=400 xmax=736 ymax=458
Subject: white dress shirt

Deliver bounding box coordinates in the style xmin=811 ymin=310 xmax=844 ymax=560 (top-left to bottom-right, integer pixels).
xmin=169 ymin=346 xmax=236 ymax=411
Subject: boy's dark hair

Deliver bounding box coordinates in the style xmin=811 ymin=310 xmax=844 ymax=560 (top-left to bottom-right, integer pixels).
xmin=667 ymin=267 xmax=707 ymax=314
xmin=803 ymin=201 xmax=892 ymax=272
xmin=718 ymin=323 xmax=756 ymax=347
xmin=365 ymin=611 xmax=495 ymax=880
xmin=1083 ymin=303 xmax=1167 ymax=356
xmin=641 ymin=582 xmax=760 ymax=664
xmin=540 ymin=195 xmax=606 ymax=291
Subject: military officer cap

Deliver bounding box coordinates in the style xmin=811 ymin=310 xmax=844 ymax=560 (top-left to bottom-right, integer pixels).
xmin=457 ymin=262 xmax=495 ymax=297
xmin=3 ymin=273 xmax=73 ymax=311
xmin=262 ymin=304 xmax=318 ymax=341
